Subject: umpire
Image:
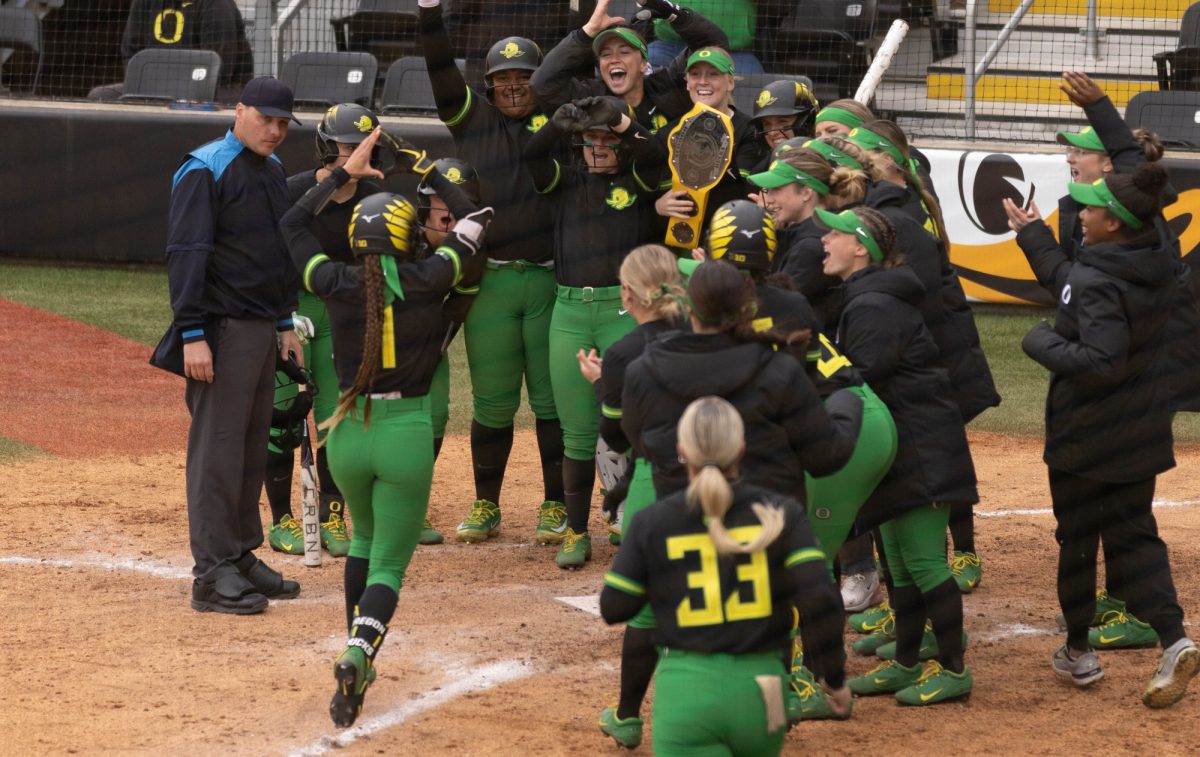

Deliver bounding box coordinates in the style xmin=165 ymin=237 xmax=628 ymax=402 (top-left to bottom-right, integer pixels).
xmin=156 ymin=76 xmax=304 ymax=614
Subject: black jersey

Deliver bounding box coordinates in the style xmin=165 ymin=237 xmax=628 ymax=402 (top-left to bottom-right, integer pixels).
xmin=604 ymin=482 xmax=826 ymax=654
xmin=773 ymin=219 xmax=843 ymax=330
xmin=286 ymin=170 xmax=385 ymax=265
xmin=121 ymin=0 xmax=253 ymax=89
xmin=597 ymin=318 xmax=681 ymax=454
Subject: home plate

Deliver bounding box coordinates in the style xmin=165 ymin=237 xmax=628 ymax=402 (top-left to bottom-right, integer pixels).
xmin=556 ymin=595 xmax=601 ymax=617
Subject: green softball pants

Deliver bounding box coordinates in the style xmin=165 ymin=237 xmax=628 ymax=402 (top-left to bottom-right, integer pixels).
xmin=299 ymin=289 xmax=338 ymax=440
xmin=804 ymin=385 xmax=897 ymax=576
xmin=464 ymin=262 xmax=558 ymax=428
xmin=326 ymin=395 xmax=433 ymax=594
xmin=653 ymin=649 xmax=788 ymax=757
xmin=549 ymin=285 xmax=635 ymax=461
xmin=625 ymin=458 xmax=659 ymax=630
xmin=879 ymin=503 xmax=954 ymax=593
xmin=430 ymin=354 xmax=450 ymax=439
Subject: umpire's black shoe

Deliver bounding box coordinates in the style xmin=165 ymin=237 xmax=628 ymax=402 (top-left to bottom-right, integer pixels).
xmin=235 ymin=554 xmax=301 ymax=599
xmin=191 ymin=573 xmax=269 ymax=615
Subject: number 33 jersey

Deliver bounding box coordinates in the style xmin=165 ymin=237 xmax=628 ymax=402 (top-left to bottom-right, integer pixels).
xmin=605 ymin=482 xmax=826 ymax=654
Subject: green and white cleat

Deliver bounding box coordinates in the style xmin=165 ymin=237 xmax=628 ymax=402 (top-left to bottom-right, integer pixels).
xmin=950 ymin=551 xmax=982 ymax=593
xmin=556 ymin=528 xmax=592 ymax=569
xmin=534 ymin=500 xmax=568 ymax=544
xmin=598 ymin=705 xmax=643 ymax=748
xmin=848 ymin=659 xmax=923 ymax=696
xmin=895 ymin=660 xmax=973 ymax=706
xmin=1089 ymin=610 xmax=1159 ymax=649
xmin=268 ymin=514 xmax=305 ymax=555
xmin=455 ymin=499 xmax=501 ymax=543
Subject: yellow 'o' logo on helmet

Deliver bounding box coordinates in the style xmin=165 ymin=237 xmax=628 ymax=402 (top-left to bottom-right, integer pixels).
xmin=353 ymin=115 xmax=374 ymax=133
xmin=502 ymin=42 xmax=523 ymax=59
xmin=756 ymin=90 xmax=775 ymax=109
xmin=445 ymin=167 xmax=465 ymax=184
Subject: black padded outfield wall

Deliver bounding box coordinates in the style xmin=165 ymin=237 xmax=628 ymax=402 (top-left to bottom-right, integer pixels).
xmin=0 ymin=103 xmax=454 ymax=263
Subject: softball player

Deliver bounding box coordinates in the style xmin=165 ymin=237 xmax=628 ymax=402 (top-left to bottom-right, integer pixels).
xmin=281 ymin=127 xmax=493 ymax=727
xmin=748 ymin=79 xmax=819 ymax=166
xmin=421 ymin=1 xmax=569 ymax=545
xmin=574 ymin=244 xmax=686 ymax=748
xmin=263 ymin=103 xmax=387 ymax=558
xmin=525 ymin=95 xmax=665 ymax=568
xmin=817 ymin=206 xmax=976 ymax=705
xmin=1004 ymin=133 xmax=1198 ymax=709
xmin=600 ymin=396 xmax=849 ymax=756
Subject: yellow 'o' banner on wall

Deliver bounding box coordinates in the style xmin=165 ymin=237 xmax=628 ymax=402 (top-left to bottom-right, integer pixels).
xmin=925 ymin=148 xmax=1200 ymax=305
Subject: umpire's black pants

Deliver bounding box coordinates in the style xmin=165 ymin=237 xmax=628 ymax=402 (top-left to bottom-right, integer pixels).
xmin=1050 ymin=467 xmax=1185 ymax=651
xmin=185 ymin=318 xmax=276 ymax=584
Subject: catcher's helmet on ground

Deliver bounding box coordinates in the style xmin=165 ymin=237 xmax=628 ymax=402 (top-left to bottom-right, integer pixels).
xmin=485 ymin=36 xmax=542 ymax=79
xmin=315 ymin=103 xmax=381 ymax=165
xmin=348 ymin=192 xmax=420 ymax=260
xmin=706 ymin=200 xmax=776 ymax=273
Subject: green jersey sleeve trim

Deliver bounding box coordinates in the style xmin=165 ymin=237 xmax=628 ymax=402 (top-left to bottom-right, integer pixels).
xmin=303 ymin=253 xmax=331 ymax=293
xmin=604 ymin=571 xmax=646 ymax=597
xmin=444 ymin=87 xmax=474 ymax=127
xmin=785 ymin=547 xmax=826 ymax=569
xmin=536 ymin=160 xmax=562 ymax=194
xmin=435 ymin=246 xmax=463 ymax=285
xmin=601 ymin=403 xmax=623 ymax=420
xmin=632 ymin=164 xmax=655 ymax=193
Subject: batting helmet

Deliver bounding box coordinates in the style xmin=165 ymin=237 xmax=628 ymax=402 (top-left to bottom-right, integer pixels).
xmin=418 ymin=158 xmax=481 ymax=207
xmin=485 ymin=37 xmax=542 ymax=79
xmin=348 ymin=192 xmax=421 ymax=261
xmin=706 ymin=200 xmax=776 ymax=273
xmin=315 ymin=103 xmax=381 ymax=165
xmin=753 ymin=80 xmax=819 ymax=139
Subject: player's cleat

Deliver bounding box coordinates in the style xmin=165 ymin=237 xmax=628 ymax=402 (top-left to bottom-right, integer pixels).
xmin=330 ymin=646 xmax=373 ymax=728
xmin=841 ymin=571 xmax=880 ymax=613
xmin=268 ymin=514 xmax=306 ymax=555
xmin=534 ymin=500 xmax=568 ymax=544
xmin=788 ymin=666 xmax=852 ymax=721
xmin=852 ymin=612 xmax=896 ymax=656
xmin=1052 ymin=644 xmax=1103 ymax=687
xmin=556 ymin=528 xmax=592 ymax=569
xmin=607 ymin=506 xmax=623 ymax=546
xmin=1055 ymin=590 xmax=1125 ymax=632
xmin=1089 ymin=610 xmax=1159 ymax=649
xmin=849 ymin=601 xmax=892 ymax=634
xmin=321 ymin=511 xmax=351 ymax=557
xmin=1143 ymin=638 xmax=1200 ymax=709
xmin=950 ymin=551 xmax=982 ymax=593
xmin=848 ymin=660 xmax=922 ymax=696
xmin=877 ymin=626 xmax=968 ymax=662
xmin=598 ymin=705 xmax=643 ymax=749
xmin=418 ymin=517 xmax=444 ymax=545
xmin=895 ymin=660 xmax=973 ymax=706
xmin=456 ymin=499 xmax=501 ymax=543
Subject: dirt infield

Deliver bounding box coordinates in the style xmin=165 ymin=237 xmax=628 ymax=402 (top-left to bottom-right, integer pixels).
xmin=2 ymin=301 xmax=1200 ymax=755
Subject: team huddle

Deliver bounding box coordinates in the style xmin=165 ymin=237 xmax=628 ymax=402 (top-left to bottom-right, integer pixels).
xmin=157 ymin=0 xmax=1200 ymax=752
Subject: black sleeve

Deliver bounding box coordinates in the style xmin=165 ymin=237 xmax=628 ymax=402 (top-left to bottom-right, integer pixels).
xmin=600 ymin=513 xmax=652 ymax=625
xmin=778 ymin=237 xmax=841 ymax=302
xmin=780 ymin=502 xmax=845 ymax=687
xmin=778 ymin=362 xmax=862 ymax=477
xmin=1022 ymin=280 xmax=1130 ymax=381
xmin=622 ymin=118 xmax=668 ymax=182
xmin=282 ymin=202 xmax=366 ymax=302
xmin=1015 ymin=221 xmax=1073 ymax=298
xmin=839 ymin=301 xmax=906 ymax=386
xmin=597 ymin=343 xmax=634 ymax=454
xmin=530 ymin=30 xmax=601 ymax=114
xmin=668 ymin=3 xmax=730 ymax=50
xmin=1085 ymin=96 xmax=1142 ymax=174
xmin=620 ymin=360 xmax=649 ymax=458
xmin=523 ymin=118 xmax=566 ymax=192
xmin=420 ymin=5 xmax=471 ymax=124
xmin=425 ymin=166 xmax=479 ymax=220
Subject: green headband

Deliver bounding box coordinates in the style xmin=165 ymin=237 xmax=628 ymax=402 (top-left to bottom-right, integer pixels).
xmin=686 ymin=48 xmax=735 ymax=74
xmin=1056 ymin=126 xmax=1105 ymax=152
xmin=814 ymin=106 xmax=864 ymax=130
xmin=592 ymin=27 xmax=648 ymax=59
xmin=814 ymin=208 xmax=884 ymax=262
xmin=802 ymin=139 xmax=864 ymax=171
xmin=1068 ymin=177 xmax=1146 ymax=230
xmin=748 ymin=159 xmax=830 ymax=195
xmin=847 ymin=126 xmax=907 ymax=168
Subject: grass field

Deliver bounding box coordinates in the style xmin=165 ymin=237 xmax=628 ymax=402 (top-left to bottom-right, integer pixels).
xmin=3 ymin=260 xmax=1198 ymax=450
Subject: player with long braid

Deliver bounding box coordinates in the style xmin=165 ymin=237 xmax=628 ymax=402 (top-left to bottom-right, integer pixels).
xmin=420 ymin=0 xmax=567 ymax=545
xmin=281 ymin=127 xmax=493 ymax=727
xmin=600 ymin=396 xmax=849 ymax=756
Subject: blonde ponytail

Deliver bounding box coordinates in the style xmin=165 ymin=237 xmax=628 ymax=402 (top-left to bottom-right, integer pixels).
xmin=677 ymin=397 xmax=785 ymax=555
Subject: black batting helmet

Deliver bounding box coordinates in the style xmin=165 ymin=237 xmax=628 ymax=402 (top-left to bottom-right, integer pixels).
xmin=315 ymin=103 xmax=381 ymax=165
xmin=706 ymin=200 xmax=776 ymax=273
xmin=417 ymin=158 xmax=482 ymax=221
xmin=753 ymin=80 xmax=819 ymax=139
xmin=485 ymin=37 xmax=542 ymax=79
xmin=348 ymin=192 xmax=420 ymax=261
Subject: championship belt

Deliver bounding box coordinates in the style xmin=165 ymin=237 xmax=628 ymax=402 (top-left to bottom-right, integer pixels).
xmin=665 ymin=102 xmax=735 ymax=248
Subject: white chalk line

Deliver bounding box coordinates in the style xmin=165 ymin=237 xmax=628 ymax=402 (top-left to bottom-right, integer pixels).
xmin=285 ymin=659 xmax=534 ymax=757
xmin=0 ymin=553 xmax=190 ymax=579
xmin=977 ymin=498 xmax=1200 ymax=519
xmin=556 ymin=594 xmax=601 ymax=617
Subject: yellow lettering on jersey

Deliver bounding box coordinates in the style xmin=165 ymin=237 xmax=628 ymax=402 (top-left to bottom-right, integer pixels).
xmin=723 ymin=525 xmax=772 ymax=621
xmin=667 ymin=534 xmax=724 ymax=628
xmin=816 ymin=333 xmax=852 ymax=379
xmin=154 ymin=9 xmax=185 ymax=44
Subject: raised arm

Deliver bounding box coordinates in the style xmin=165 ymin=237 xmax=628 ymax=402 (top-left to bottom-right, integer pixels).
xmin=530 ymin=0 xmax=619 ymax=112
xmin=419 ymin=0 xmax=471 ymax=125
xmin=1005 ymin=199 xmax=1073 ymax=297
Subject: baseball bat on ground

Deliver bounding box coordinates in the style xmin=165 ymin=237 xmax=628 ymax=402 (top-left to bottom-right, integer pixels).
xmin=855 ymin=19 xmax=910 ymax=105
xmin=299 ymin=413 xmax=322 ymax=567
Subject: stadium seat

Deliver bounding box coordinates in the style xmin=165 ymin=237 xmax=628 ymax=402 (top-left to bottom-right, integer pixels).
xmin=281 ymin=51 xmax=378 ymax=109
xmin=330 ymin=0 xmax=421 ymax=75
xmin=0 ymin=5 xmax=43 ymax=94
xmin=1125 ymin=90 xmax=1200 ymax=149
xmin=1153 ymin=2 xmax=1200 ymax=91
xmin=379 ymin=56 xmax=466 ymax=115
xmin=766 ymin=0 xmax=878 ymax=100
xmin=118 ymin=49 xmax=221 ymax=103
xmin=733 ymin=72 xmax=817 ymax=116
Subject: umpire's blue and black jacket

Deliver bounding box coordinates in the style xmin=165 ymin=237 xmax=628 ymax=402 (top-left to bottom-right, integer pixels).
xmin=166 ymin=129 xmax=298 ymax=344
